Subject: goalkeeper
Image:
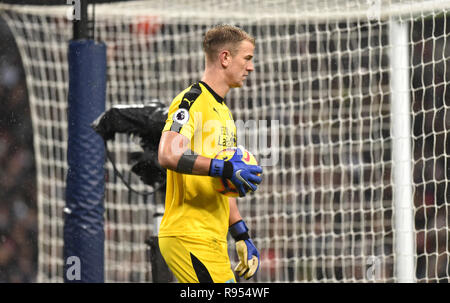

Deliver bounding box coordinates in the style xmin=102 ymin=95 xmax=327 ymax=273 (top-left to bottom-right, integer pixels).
xmin=157 ymin=25 xmax=262 ymax=283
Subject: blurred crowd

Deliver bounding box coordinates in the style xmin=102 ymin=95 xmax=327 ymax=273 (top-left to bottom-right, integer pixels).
xmin=0 ymin=17 xmax=37 ymax=283
xmin=0 ymin=10 xmax=447 ymax=283
xmin=410 ymin=16 xmax=450 ymax=282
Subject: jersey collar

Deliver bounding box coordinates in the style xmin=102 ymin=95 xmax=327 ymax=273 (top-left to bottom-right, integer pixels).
xmin=199 ymin=81 xmax=224 ymax=104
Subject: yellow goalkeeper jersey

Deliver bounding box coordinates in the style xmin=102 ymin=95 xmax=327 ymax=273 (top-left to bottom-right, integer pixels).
xmin=159 ymin=81 xmax=237 ymax=242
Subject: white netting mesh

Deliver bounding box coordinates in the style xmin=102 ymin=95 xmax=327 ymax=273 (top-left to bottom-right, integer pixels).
xmin=0 ymin=0 xmax=449 ymax=282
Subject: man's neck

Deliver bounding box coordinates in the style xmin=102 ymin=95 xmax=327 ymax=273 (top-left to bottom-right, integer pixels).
xmin=201 ymin=69 xmax=230 ymax=99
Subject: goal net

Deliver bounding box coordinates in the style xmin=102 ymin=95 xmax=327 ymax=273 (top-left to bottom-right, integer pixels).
xmin=1 ymin=0 xmax=449 ymax=282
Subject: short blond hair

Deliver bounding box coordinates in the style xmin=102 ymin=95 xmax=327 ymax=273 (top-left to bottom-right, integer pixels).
xmin=202 ymin=25 xmax=255 ymax=62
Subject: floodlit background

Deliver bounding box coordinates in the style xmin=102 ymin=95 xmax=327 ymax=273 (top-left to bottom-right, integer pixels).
xmin=0 ymin=0 xmax=448 ymax=282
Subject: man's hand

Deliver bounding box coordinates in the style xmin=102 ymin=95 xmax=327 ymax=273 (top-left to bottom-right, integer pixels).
xmin=229 ymin=220 xmax=260 ymax=280
xmin=209 ymin=147 xmax=262 ymax=197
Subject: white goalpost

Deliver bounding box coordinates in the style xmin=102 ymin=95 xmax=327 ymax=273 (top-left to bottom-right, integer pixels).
xmin=390 ymin=19 xmax=415 ymax=283
xmin=0 ymin=0 xmax=449 ymax=282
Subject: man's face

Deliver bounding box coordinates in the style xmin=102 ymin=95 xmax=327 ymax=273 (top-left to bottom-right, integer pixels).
xmin=226 ymin=40 xmax=255 ymax=88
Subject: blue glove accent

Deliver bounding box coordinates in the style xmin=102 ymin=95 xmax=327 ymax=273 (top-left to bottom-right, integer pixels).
xmin=210 ymin=148 xmax=262 ymax=197
xmin=243 ymin=238 xmax=260 ymax=269
xmin=209 ymin=158 xmax=225 ymax=177
xmin=229 ymin=220 xmax=249 ymax=239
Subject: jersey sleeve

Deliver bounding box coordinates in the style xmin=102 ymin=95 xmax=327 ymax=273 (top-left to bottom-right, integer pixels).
xmin=162 ymin=83 xmax=202 ymax=140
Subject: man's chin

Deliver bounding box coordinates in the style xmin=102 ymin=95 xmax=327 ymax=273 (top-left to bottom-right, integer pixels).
xmin=231 ymin=82 xmax=244 ymax=88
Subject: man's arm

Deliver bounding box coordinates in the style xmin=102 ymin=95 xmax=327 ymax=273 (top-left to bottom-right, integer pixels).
xmin=158 ymin=130 xmax=263 ymax=196
xmin=229 ymin=197 xmax=242 ymax=226
xmin=158 ymin=130 xmax=212 ymax=175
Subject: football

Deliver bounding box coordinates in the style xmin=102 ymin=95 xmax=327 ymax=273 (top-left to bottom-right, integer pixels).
xmin=212 ymin=147 xmax=259 ymax=197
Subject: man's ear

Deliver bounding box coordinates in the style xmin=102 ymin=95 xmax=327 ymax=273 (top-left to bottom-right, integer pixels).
xmin=219 ymin=50 xmax=231 ymax=68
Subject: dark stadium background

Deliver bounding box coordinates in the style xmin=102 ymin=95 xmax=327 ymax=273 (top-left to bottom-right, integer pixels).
xmin=0 ymin=0 xmax=448 ymax=282
xmin=0 ymin=0 xmax=128 ymax=283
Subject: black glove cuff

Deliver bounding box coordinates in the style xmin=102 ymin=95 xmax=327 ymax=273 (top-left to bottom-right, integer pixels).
xmin=234 ymin=232 xmax=250 ymax=242
xmin=229 ymin=220 xmax=250 ymax=241
xmin=223 ymin=161 xmax=233 ymax=179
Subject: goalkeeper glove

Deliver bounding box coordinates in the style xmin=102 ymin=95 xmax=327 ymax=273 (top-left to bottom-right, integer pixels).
xmin=209 ymin=147 xmax=262 ymax=197
xmin=229 ymin=220 xmax=260 ymax=280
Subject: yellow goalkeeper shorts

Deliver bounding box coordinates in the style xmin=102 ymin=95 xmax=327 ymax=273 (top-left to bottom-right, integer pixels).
xmin=158 ymin=236 xmax=236 ymax=283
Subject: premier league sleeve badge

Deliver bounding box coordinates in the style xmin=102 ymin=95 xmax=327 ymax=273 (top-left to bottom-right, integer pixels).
xmin=173 ymin=108 xmax=189 ymax=125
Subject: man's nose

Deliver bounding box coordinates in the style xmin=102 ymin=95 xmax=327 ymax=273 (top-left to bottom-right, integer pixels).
xmin=247 ymin=62 xmax=254 ymax=72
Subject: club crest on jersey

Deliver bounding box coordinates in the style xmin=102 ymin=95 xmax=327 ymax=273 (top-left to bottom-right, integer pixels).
xmin=173 ymin=108 xmax=189 ymax=125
